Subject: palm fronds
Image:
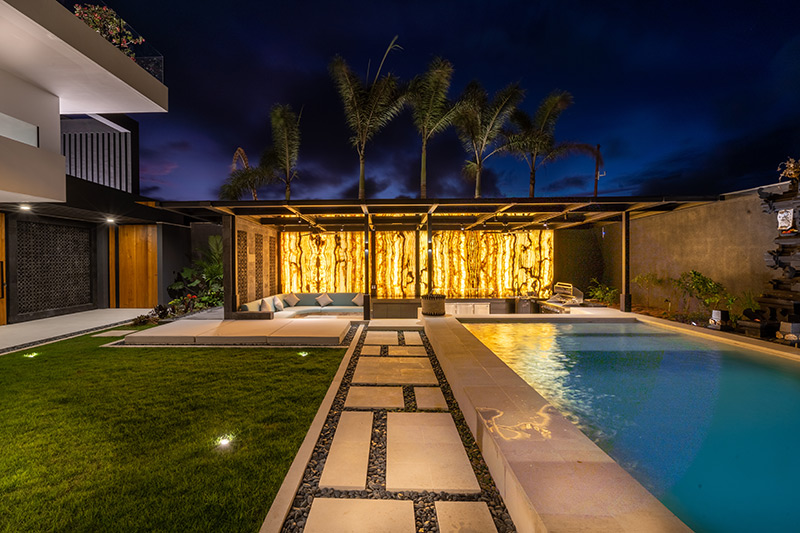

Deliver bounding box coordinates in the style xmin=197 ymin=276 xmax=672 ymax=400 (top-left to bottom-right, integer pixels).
xmin=329 ymin=36 xmax=405 ymax=199
xmin=270 ymin=104 xmax=301 ymax=200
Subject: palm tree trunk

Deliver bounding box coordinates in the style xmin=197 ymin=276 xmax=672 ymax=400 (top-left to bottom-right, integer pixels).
xmin=251 ymin=188 xmax=258 ymax=201
xmin=529 ymin=165 xmax=536 ymax=197
xmin=474 ymin=161 xmax=482 ymax=199
xmin=285 ymin=181 xmax=291 ymax=201
xmin=358 ymin=154 xmax=366 ymax=200
xmin=420 ymin=140 xmax=427 ymax=199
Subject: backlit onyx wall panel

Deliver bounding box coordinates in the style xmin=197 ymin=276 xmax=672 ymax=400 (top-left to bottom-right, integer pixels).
xmin=281 ymin=232 xmax=364 ymax=293
xmin=16 ymin=221 xmax=92 ymax=314
xmin=420 ymin=230 xmax=553 ymax=298
xmin=375 ymin=231 xmax=416 ymax=298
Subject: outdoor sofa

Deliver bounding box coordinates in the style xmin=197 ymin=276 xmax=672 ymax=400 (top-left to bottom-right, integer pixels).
xmin=237 ymin=292 xmax=364 ymax=319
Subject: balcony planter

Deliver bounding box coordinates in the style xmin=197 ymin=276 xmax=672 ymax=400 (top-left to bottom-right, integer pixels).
xmin=421 ymin=294 xmax=445 ymax=316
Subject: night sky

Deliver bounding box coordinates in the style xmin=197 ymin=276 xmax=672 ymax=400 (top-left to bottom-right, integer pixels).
xmin=109 ymin=0 xmax=800 ymax=201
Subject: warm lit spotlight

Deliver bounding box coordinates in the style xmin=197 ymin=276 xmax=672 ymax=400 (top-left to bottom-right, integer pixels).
xmin=215 ymin=434 xmax=235 ymax=447
xmin=106 ymin=217 xmax=116 ymax=224
xmin=23 ymin=352 xmax=38 ymax=358
xmin=298 ymin=351 xmax=309 ymax=357
xmin=20 ymin=204 xmax=31 ymax=211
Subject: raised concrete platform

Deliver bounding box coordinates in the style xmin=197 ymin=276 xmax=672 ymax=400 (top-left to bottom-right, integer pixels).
xmin=124 ymin=318 xmax=351 ymax=346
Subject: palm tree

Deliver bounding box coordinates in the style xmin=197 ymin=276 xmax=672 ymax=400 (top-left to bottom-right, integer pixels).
xmin=329 ymin=36 xmax=405 ymax=199
xmin=453 ymin=81 xmax=523 ymax=198
xmin=407 ymin=57 xmax=459 ymax=199
xmin=219 ymin=147 xmax=272 ymax=200
xmin=267 ymin=104 xmax=301 ymax=201
xmin=505 ymin=90 xmax=602 ymax=197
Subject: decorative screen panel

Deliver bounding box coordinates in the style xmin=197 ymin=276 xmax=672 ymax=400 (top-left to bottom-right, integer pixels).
xmin=281 ymin=232 xmax=364 ymax=293
xmin=254 ymin=234 xmax=264 ymax=300
xmin=236 ymin=230 xmax=248 ymax=305
xmin=16 ymin=221 xmax=92 ymax=314
xmin=269 ymin=236 xmax=278 ymax=295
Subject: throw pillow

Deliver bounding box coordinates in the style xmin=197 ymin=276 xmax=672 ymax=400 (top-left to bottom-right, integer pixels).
xmin=284 ymin=292 xmax=300 ymax=307
xmin=260 ymin=298 xmax=274 ymax=312
xmin=316 ymin=292 xmax=333 ymax=307
xmin=273 ymin=295 xmax=284 ymax=311
xmin=351 ymin=292 xmax=364 ymax=306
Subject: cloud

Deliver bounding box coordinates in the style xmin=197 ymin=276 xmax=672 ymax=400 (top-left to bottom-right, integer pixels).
xmin=545 ymin=175 xmax=592 ymax=193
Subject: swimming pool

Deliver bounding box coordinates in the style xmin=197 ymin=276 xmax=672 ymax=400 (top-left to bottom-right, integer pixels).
xmin=464 ymin=321 xmax=800 ymax=533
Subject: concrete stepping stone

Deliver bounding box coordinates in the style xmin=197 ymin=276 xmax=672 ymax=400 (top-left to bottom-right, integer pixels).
xmin=386 ymin=412 xmax=480 ymax=493
xmin=360 ymin=345 xmax=381 ymax=355
xmin=403 ymin=331 xmax=423 ymax=345
xmin=435 ymin=501 xmax=498 ymax=533
xmin=388 ymin=346 xmax=427 ymax=356
xmin=304 ymin=498 xmax=415 ymax=532
xmin=352 ymin=357 xmax=438 ymax=386
xmin=319 ymin=411 xmax=373 ymax=490
xmin=92 ymin=329 xmax=137 ymax=337
xmin=364 ymin=331 xmax=399 ymax=345
xmin=415 ymin=387 xmax=448 ymax=410
xmin=345 ymin=387 xmax=404 ymax=409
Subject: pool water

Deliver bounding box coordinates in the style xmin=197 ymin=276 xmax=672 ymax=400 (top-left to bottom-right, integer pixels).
xmin=464 ymin=322 xmax=800 ymax=533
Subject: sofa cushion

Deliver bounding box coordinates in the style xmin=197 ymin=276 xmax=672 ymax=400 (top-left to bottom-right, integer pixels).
xmin=260 ymin=298 xmax=275 ymax=312
xmin=240 ymin=301 xmax=260 ymax=312
xmin=273 ymin=295 xmax=284 ymax=311
xmin=316 ymin=292 xmax=333 ymax=307
xmin=351 ymin=292 xmax=364 ymax=306
xmin=284 ymin=292 xmax=300 ymax=307
xmin=296 ymin=293 xmax=320 ymax=306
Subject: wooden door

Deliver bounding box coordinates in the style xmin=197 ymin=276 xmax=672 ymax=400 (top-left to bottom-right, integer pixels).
xmin=116 ymin=225 xmax=158 ymax=308
xmin=0 ymin=213 xmax=6 ymax=325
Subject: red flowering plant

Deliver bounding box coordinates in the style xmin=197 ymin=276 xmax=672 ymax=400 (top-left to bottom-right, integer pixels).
xmin=73 ymin=4 xmax=144 ymax=58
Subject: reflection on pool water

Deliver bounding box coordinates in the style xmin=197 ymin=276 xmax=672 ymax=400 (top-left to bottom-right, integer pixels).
xmin=464 ymin=321 xmax=800 ymax=533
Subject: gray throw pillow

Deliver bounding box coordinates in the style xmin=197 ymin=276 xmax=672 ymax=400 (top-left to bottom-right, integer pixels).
xmin=273 ymin=295 xmax=284 ymax=311
xmin=351 ymin=292 xmax=364 ymax=306
xmin=284 ymin=293 xmax=300 ymax=307
xmin=316 ymin=292 xmax=333 ymax=307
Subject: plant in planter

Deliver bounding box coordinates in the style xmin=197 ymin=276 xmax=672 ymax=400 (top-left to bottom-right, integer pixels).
xmin=168 ymin=236 xmax=224 ymax=310
xmin=632 ymin=272 xmax=664 ymax=308
xmin=73 ymin=4 xmax=144 ymax=58
xmin=676 ymin=270 xmax=733 ymax=328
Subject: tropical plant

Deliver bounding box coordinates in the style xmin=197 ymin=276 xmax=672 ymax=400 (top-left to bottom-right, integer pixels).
xmin=329 ymin=36 xmax=405 ymax=200
xmin=587 ymin=278 xmax=619 ymax=306
xmin=219 ymin=147 xmax=273 ymax=200
xmin=504 ymin=90 xmax=602 ymax=197
xmin=264 ymin=104 xmax=301 ymax=201
xmin=453 ymin=81 xmax=523 ymax=198
xmin=73 ymin=4 xmax=144 ymax=58
xmin=168 ymin=236 xmax=224 ymax=308
xmin=632 ymin=272 xmax=664 ymax=307
xmin=675 ymin=270 xmax=732 ymax=312
xmin=407 ymin=57 xmax=460 ymax=199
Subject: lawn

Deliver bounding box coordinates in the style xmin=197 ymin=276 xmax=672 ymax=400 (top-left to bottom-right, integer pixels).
xmin=0 ymin=329 xmax=345 ymax=532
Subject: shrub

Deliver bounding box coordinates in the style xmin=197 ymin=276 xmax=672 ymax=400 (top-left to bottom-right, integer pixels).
xmin=168 ymin=236 xmax=224 ymax=309
xmin=587 ymin=278 xmax=619 ymax=306
xmin=675 ymin=270 xmax=733 ymax=313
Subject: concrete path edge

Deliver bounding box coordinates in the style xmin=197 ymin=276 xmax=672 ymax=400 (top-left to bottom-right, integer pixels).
xmin=259 ymin=324 xmax=364 ymax=533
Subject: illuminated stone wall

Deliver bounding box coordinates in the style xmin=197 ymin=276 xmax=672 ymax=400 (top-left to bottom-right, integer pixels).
xmin=281 ymin=232 xmax=364 ymax=293
xmin=423 ymin=230 xmax=553 ymax=298
xmin=375 ymin=231 xmax=417 ymax=298
xmin=280 ymin=229 xmax=553 ymax=298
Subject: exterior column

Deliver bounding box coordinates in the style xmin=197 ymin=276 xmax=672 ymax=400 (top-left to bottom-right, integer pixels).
xmin=363 ymin=218 xmax=371 ymax=320
xmin=222 ymin=214 xmax=236 ymax=319
xmin=414 ymin=228 xmax=421 ymax=298
xmin=620 ymin=210 xmax=631 ymax=312
xmin=427 ymin=216 xmax=433 ymax=295
xmin=370 ymin=229 xmax=377 ymax=298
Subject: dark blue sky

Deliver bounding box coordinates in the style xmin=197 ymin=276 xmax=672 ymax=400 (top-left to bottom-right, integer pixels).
xmin=111 ymin=0 xmax=800 ymax=201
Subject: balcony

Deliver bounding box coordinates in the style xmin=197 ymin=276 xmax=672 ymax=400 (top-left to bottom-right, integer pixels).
xmin=55 ymin=0 xmax=164 ymax=83
xmin=0 ymin=0 xmax=168 ymax=114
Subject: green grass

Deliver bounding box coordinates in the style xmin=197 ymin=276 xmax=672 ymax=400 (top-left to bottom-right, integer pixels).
xmin=0 ymin=330 xmax=345 ymax=532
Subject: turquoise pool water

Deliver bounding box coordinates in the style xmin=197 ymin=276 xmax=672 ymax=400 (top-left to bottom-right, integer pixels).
xmin=464 ymin=322 xmax=800 ymax=533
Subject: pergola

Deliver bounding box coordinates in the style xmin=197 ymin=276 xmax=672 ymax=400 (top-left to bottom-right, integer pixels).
xmin=159 ymin=195 xmax=716 ymax=315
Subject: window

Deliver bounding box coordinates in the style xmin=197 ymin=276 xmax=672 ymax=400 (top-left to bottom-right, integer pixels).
xmin=0 ymin=111 xmax=38 ymax=147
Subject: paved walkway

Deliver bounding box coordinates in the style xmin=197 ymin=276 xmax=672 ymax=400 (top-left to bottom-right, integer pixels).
xmin=269 ymin=324 xmax=515 ymax=533
xmin=0 ymin=308 xmax=148 ymax=354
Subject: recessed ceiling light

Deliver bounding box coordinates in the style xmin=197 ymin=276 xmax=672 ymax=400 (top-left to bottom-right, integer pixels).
xmin=106 ymin=218 xmax=116 ymax=224
xmin=20 ymin=204 xmax=31 ymax=211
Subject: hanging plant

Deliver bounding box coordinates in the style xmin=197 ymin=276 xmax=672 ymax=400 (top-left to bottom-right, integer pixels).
xmin=73 ymin=4 xmax=144 ymax=58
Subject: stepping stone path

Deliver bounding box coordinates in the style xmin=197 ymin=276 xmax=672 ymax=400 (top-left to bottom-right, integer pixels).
xmin=282 ymin=327 xmax=514 ymax=532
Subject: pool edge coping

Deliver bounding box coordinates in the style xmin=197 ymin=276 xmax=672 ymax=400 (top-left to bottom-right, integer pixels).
xmin=424 ymin=315 xmax=692 ymax=533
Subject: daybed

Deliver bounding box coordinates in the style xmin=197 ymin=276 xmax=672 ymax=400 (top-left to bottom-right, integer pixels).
xmin=237 ymin=292 xmax=364 ymax=319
